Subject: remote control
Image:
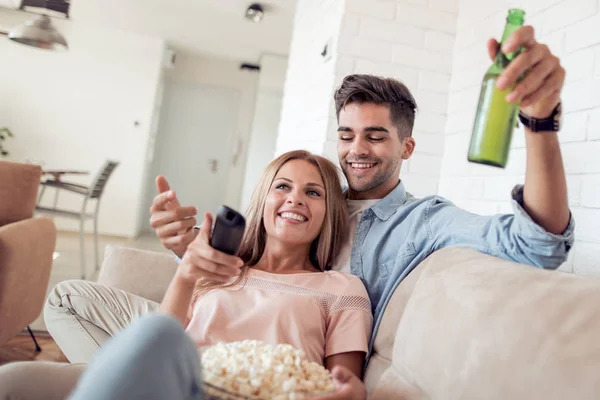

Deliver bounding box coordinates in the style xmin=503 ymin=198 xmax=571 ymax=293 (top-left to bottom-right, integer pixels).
xmin=210 ymin=205 xmax=246 ymax=256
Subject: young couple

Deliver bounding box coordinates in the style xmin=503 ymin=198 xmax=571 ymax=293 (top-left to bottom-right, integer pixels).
xmin=0 ymin=26 xmax=574 ymax=400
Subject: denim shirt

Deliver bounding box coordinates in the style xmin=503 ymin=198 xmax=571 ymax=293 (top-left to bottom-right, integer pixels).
xmin=351 ymin=181 xmax=575 ymax=357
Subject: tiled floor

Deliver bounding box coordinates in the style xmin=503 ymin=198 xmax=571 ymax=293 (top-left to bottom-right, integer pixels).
xmin=30 ymin=230 xmax=170 ymax=331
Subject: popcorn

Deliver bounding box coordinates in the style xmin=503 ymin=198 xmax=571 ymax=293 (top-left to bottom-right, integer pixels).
xmin=201 ymin=340 xmax=335 ymax=399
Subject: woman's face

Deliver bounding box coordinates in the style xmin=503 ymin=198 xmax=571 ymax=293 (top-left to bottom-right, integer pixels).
xmin=263 ymin=159 xmax=327 ymax=247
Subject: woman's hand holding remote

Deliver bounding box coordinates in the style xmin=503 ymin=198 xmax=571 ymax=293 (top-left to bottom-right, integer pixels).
xmin=176 ymin=212 xmax=244 ymax=286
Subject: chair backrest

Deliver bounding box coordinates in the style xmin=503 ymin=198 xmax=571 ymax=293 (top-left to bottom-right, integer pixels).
xmin=89 ymin=160 xmax=119 ymax=199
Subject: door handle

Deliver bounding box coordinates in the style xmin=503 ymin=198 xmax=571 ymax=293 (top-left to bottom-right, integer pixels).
xmin=209 ymin=159 xmax=218 ymax=173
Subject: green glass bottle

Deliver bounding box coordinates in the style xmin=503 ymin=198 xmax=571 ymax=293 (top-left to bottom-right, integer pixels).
xmin=467 ymin=9 xmax=525 ymax=168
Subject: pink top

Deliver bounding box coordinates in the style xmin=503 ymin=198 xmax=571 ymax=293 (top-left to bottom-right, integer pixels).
xmin=185 ymin=268 xmax=373 ymax=365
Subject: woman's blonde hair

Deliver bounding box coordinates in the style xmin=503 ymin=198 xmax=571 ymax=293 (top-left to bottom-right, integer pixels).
xmin=194 ymin=150 xmax=348 ymax=297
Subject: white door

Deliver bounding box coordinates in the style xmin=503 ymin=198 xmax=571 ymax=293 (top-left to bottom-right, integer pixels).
xmin=142 ymin=83 xmax=240 ymax=231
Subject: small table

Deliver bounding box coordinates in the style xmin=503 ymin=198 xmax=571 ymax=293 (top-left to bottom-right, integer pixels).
xmin=42 ymin=170 xmax=89 ymax=181
xmin=39 ymin=170 xmax=91 ymax=208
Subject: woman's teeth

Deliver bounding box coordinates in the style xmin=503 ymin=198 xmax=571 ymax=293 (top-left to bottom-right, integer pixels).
xmin=280 ymin=212 xmax=307 ymax=222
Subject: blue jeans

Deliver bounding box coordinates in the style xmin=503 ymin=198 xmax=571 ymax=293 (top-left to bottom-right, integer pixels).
xmin=68 ymin=313 xmax=204 ymax=400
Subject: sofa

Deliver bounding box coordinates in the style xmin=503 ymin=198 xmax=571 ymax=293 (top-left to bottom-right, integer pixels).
xmin=0 ymin=160 xmax=57 ymax=346
xmin=98 ymin=244 xmax=600 ymax=399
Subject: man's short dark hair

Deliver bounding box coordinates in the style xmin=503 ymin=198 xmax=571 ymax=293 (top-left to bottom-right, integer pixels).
xmin=334 ymin=74 xmax=418 ymax=138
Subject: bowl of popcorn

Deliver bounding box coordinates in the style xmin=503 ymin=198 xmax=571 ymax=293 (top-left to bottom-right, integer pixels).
xmin=200 ymin=340 xmax=336 ymax=399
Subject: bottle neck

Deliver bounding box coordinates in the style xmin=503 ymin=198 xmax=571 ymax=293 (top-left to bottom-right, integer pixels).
xmin=493 ymin=20 xmax=524 ymax=68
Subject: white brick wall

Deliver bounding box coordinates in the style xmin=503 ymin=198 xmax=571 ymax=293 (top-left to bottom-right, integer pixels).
xmin=415 ymin=90 xmax=448 ymax=114
xmin=561 ymin=141 xmax=600 ymax=174
xmin=394 ymin=4 xmax=457 ymax=34
xmin=338 ymin=35 xmax=394 ymax=62
xmin=540 ymin=0 xmax=598 ymax=35
xmin=275 ymin=0 xmax=344 ymax=157
xmin=413 ymin=110 xmax=448 ymax=133
xmin=358 ymin=16 xmax=426 ymax=47
xmin=560 ymin=111 xmax=589 ymax=143
xmin=562 ymin=47 xmax=595 ymax=84
xmin=562 ymin=79 xmax=600 ymax=113
xmin=440 ymin=0 xmax=600 ymax=275
xmin=572 ymin=208 xmax=600 ymax=243
xmin=565 ymin=12 xmax=600 ymax=52
xmin=424 ymin=31 xmax=456 ymax=54
xmin=573 ymin=242 xmax=600 ymax=277
xmin=589 ymin=108 xmax=600 ymax=140
xmin=401 ymin=175 xmax=441 ymax=197
xmin=481 ymin=175 xmax=526 ymax=201
xmin=406 ymin=152 xmax=444 ymax=177
xmin=392 ymin=44 xmax=453 ymax=73
xmin=429 ymin=0 xmax=459 ymax=13
xmin=345 ymin=0 xmax=396 ymax=20
xmin=538 ymin=30 xmax=566 ymax=59
xmin=412 ymin=131 xmax=445 ymax=155
xmin=354 ymin=59 xmax=419 ymax=91
xmin=581 ymin=175 xmax=600 ymax=208
xmin=595 ymin=46 xmax=600 ymax=77
xmin=419 ymin=71 xmax=450 ymax=94
xmin=567 ymin=175 xmax=583 ymax=207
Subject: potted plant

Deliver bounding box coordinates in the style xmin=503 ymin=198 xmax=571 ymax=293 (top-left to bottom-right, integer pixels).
xmin=0 ymin=127 xmax=13 ymax=157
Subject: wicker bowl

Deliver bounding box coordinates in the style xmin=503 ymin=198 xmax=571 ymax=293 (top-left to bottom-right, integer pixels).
xmin=201 ymin=380 xmax=335 ymax=400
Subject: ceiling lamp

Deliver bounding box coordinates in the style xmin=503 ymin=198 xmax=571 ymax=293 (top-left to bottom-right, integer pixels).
xmin=245 ymin=3 xmax=264 ymax=23
xmin=8 ymin=14 xmax=68 ymax=50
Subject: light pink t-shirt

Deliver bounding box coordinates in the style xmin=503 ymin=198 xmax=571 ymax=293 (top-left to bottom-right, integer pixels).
xmin=185 ymin=268 xmax=373 ymax=365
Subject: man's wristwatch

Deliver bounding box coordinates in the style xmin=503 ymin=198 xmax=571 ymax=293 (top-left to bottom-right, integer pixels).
xmin=518 ymin=102 xmax=562 ymax=132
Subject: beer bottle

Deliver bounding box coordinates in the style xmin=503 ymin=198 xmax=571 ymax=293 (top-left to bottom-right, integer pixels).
xmin=467 ymin=9 xmax=525 ymax=168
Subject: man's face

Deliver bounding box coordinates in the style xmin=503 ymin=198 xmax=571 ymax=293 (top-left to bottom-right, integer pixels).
xmin=337 ymin=103 xmax=415 ymax=200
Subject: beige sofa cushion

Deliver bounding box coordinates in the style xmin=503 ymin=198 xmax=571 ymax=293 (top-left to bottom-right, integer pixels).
xmin=97 ymin=245 xmax=178 ymax=303
xmin=371 ymin=247 xmax=600 ymax=400
xmin=364 ymin=258 xmax=426 ymax=393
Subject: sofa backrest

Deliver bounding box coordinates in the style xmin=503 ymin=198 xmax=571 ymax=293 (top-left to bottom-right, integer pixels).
xmin=97 ymin=245 xmax=178 ymax=303
xmin=0 ymin=161 xmax=41 ymax=227
xmin=369 ymin=246 xmax=600 ymax=400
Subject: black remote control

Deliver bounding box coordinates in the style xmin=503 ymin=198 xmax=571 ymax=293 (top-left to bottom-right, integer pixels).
xmin=209 ymin=205 xmax=246 ymax=256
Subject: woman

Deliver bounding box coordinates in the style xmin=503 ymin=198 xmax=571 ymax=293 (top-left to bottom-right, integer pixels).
xmin=1 ymin=151 xmax=372 ymax=400
xmin=163 ymin=150 xmax=371 ymax=371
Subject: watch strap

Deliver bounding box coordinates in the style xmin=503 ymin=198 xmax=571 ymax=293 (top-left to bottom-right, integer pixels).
xmin=517 ymin=102 xmax=561 ymax=132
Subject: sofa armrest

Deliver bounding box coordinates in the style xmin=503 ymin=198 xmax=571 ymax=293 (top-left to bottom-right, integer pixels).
xmin=0 ymin=217 xmax=56 ymax=345
xmin=97 ymin=245 xmax=178 ymax=303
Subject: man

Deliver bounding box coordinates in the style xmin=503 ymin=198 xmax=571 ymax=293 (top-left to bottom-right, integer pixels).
xmin=27 ymin=26 xmax=572 ymax=399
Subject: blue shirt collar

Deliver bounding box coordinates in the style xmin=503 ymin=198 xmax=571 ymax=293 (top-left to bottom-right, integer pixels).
xmin=343 ymin=180 xmax=409 ymax=221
